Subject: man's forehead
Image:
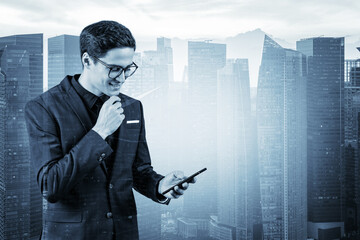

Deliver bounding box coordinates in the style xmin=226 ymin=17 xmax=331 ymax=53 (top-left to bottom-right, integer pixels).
xmin=103 ymin=47 xmax=135 ymax=59
xmin=102 ymin=47 xmax=135 ymax=66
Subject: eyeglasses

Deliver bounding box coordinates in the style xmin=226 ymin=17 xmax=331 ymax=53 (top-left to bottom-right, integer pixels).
xmin=91 ymin=55 xmax=138 ymax=79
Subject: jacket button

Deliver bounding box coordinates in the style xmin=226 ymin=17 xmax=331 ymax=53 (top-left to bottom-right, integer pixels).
xmin=127 ymin=215 xmax=133 ymax=219
xmin=98 ymin=153 xmax=106 ymax=162
xmin=109 ymin=183 xmax=113 ymax=189
xmin=106 ymin=212 xmax=113 ymax=219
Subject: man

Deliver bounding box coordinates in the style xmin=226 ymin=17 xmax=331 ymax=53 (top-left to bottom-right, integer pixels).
xmin=25 ymin=20 xmax=195 ymax=240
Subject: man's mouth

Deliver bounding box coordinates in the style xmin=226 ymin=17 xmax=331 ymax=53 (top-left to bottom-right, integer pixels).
xmin=109 ymin=81 xmax=121 ymax=87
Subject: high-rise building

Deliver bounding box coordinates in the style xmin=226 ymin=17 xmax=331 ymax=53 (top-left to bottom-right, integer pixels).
xmin=0 ymin=70 xmax=5 ymax=239
xmin=257 ymin=36 xmax=307 ymax=240
xmin=212 ymin=58 xmax=262 ymax=240
xmin=0 ymin=45 xmax=33 ymax=239
xmin=297 ymin=37 xmax=345 ymax=239
xmin=182 ymin=41 xmax=226 ymax=234
xmin=343 ymin=47 xmax=360 ymax=237
xmin=0 ymin=34 xmax=43 ymax=240
xmin=0 ymin=34 xmax=43 ymax=98
xmin=48 ymin=34 xmax=82 ymax=89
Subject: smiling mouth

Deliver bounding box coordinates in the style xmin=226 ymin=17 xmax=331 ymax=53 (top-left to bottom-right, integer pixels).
xmin=109 ymin=81 xmax=121 ymax=87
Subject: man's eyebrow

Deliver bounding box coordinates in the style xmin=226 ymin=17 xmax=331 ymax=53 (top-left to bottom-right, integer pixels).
xmin=107 ymin=63 xmax=133 ymax=68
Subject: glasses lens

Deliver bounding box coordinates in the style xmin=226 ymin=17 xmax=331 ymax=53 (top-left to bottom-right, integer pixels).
xmin=109 ymin=67 xmax=123 ymax=79
xmin=124 ymin=66 xmax=137 ymax=78
xmin=108 ymin=64 xmax=137 ymax=79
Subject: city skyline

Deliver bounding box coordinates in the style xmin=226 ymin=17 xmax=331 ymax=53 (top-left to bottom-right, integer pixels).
xmin=1 ymin=23 xmax=360 ymax=239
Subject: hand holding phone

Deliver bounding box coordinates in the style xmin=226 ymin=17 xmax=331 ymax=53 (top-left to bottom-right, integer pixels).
xmin=161 ymin=168 xmax=207 ymax=195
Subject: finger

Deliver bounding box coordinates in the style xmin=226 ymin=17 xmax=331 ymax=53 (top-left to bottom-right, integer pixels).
xmin=172 ymin=171 xmax=184 ymax=180
xmin=189 ymin=177 xmax=197 ymax=184
xmin=112 ymin=102 xmax=122 ymax=109
xmin=107 ymin=96 xmax=121 ymax=105
xmin=181 ymin=182 xmax=189 ymax=190
xmin=115 ymin=107 xmax=124 ymax=113
xmin=170 ymin=190 xmax=181 ymax=199
xmin=174 ymin=186 xmax=184 ymax=195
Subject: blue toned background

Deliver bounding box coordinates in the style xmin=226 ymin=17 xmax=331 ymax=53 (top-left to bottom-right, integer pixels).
xmin=0 ymin=1 xmax=360 ymax=239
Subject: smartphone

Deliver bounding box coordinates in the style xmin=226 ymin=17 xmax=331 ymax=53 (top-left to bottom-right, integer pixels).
xmin=161 ymin=168 xmax=207 ymax=195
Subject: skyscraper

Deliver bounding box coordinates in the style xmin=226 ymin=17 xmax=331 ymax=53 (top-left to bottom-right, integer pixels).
xmin=0 ymin=34 xmax=43 ymax=240
xmin=343 ymin=48 xmax=360 ymax=237
xmin=257 ymin=36 xmax=307 ymax=240
xmin=182 ymin=41 xmax=226 ymax=236
xmin=0 ymin=44 xmax=32 ymax=239
xmin=213 ymin=58 xmax=262 ymax=240
xmin=0 ymin=34 xmax=43 ymax=98
xmin=297 ymin=37 xmax=345 ymax=240
xmin=48 ymin=34 xmax=82 ymax=89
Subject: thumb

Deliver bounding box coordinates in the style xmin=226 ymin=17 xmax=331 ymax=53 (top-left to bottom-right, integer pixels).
xmin=172 ymin=171 xmax=184 ymax=180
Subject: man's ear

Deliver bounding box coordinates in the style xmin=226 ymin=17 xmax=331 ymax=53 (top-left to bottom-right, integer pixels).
xmin=82 ymin=52 xmax=91 ymax=68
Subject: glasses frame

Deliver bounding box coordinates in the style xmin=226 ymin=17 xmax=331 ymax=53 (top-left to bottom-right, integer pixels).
xmin=91 ymin=55 xmax=138 ymax=80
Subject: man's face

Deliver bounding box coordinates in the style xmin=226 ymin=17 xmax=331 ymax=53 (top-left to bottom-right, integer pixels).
xmin=87 ymin=47 xmax=135 ymax=96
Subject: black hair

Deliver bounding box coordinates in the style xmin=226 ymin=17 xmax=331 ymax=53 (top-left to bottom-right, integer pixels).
xmin=80 ymin=20 xmax=136 ymax=61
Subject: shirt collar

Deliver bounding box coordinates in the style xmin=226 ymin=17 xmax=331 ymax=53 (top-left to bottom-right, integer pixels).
xmin=71 ymin=74 xmax=101 ymax=109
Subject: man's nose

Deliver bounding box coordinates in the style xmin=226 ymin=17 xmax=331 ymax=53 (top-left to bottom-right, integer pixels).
xmin=116 ymin=72 xmax=126 ymax=83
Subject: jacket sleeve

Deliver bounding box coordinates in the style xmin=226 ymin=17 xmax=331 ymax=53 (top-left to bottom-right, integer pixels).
xmin=132 ymin=102 xmax=170 ymax=204
xmin=25 ymin=99 xmax=113 ymax=203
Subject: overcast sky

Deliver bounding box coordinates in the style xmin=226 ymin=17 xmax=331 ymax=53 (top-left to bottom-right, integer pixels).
xmin=1 ymin=0 xmax=359 ymax=87
xmin=1 ymin=0 xmax=359 ymax=42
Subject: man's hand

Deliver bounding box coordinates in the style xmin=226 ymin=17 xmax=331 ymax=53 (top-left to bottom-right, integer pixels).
xmin=92 ymin=96 xmax=125 ymax=139
xmin=158 ymin=171 xmax=197 ymax=199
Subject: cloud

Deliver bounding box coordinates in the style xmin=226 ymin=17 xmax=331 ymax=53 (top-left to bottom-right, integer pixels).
xmin=0 ymin=0 xmax=359 ymax=40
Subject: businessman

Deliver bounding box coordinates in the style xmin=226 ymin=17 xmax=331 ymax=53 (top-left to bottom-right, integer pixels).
xmin=25 ymin=20 xmax=195 ymax=240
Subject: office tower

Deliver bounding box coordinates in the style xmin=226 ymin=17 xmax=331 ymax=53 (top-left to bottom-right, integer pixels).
xmin=297 ymin=37 xmax=345 ymax=240
xmin=344 ymin=48 xmax=360 ymax=237
xmin=0 ymin=70 xmax=5 ymax=239
xmin=0 ymin=34 xmax=43 ymax=99
xmin=210 ymin=59 xmax=262 ymax=240
xmin=257 ymin=36 xmax=307 ymax=240
xmin=48 ymin=34 xmax=82 ymax=89
xmin=180 ymin=41 xmax=226 ymax=237
xmin=0 ymin=45 xmax=32 ymax=239
xmin=0 ymin=34 xmax=43 ymax=240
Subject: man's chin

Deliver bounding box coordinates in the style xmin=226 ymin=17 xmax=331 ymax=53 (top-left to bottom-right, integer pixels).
xmin=106 ymin=87 xmax=122 ymax=96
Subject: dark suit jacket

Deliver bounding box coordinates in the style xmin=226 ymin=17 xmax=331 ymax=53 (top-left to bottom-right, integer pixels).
xmin=25 ymin=75 xmax=167 ymax=240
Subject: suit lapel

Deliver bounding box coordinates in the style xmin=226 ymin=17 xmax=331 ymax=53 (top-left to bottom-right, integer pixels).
xmin=60 ymin=76 xmax=109 ymax=177
xmin=62 ymin=80 xmax=93 ymax=133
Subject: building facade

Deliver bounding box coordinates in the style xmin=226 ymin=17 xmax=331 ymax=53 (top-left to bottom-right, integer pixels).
xmin=216 ymin=59 xmax=262 ymax=240
xmin=182 ymin=41 xmax=226 ymax=233
xmin=48 ymin=34 xmax=82 ymax=89
xmin=343 ymin=49 xmax=360 ymax=237
xmin=297 ymin=37 xmax=345 ymax=240
xmin=257 ymin=36 xmax=307 ymax=240
xmin=0 ymin=34 xmax=43 ymax=240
